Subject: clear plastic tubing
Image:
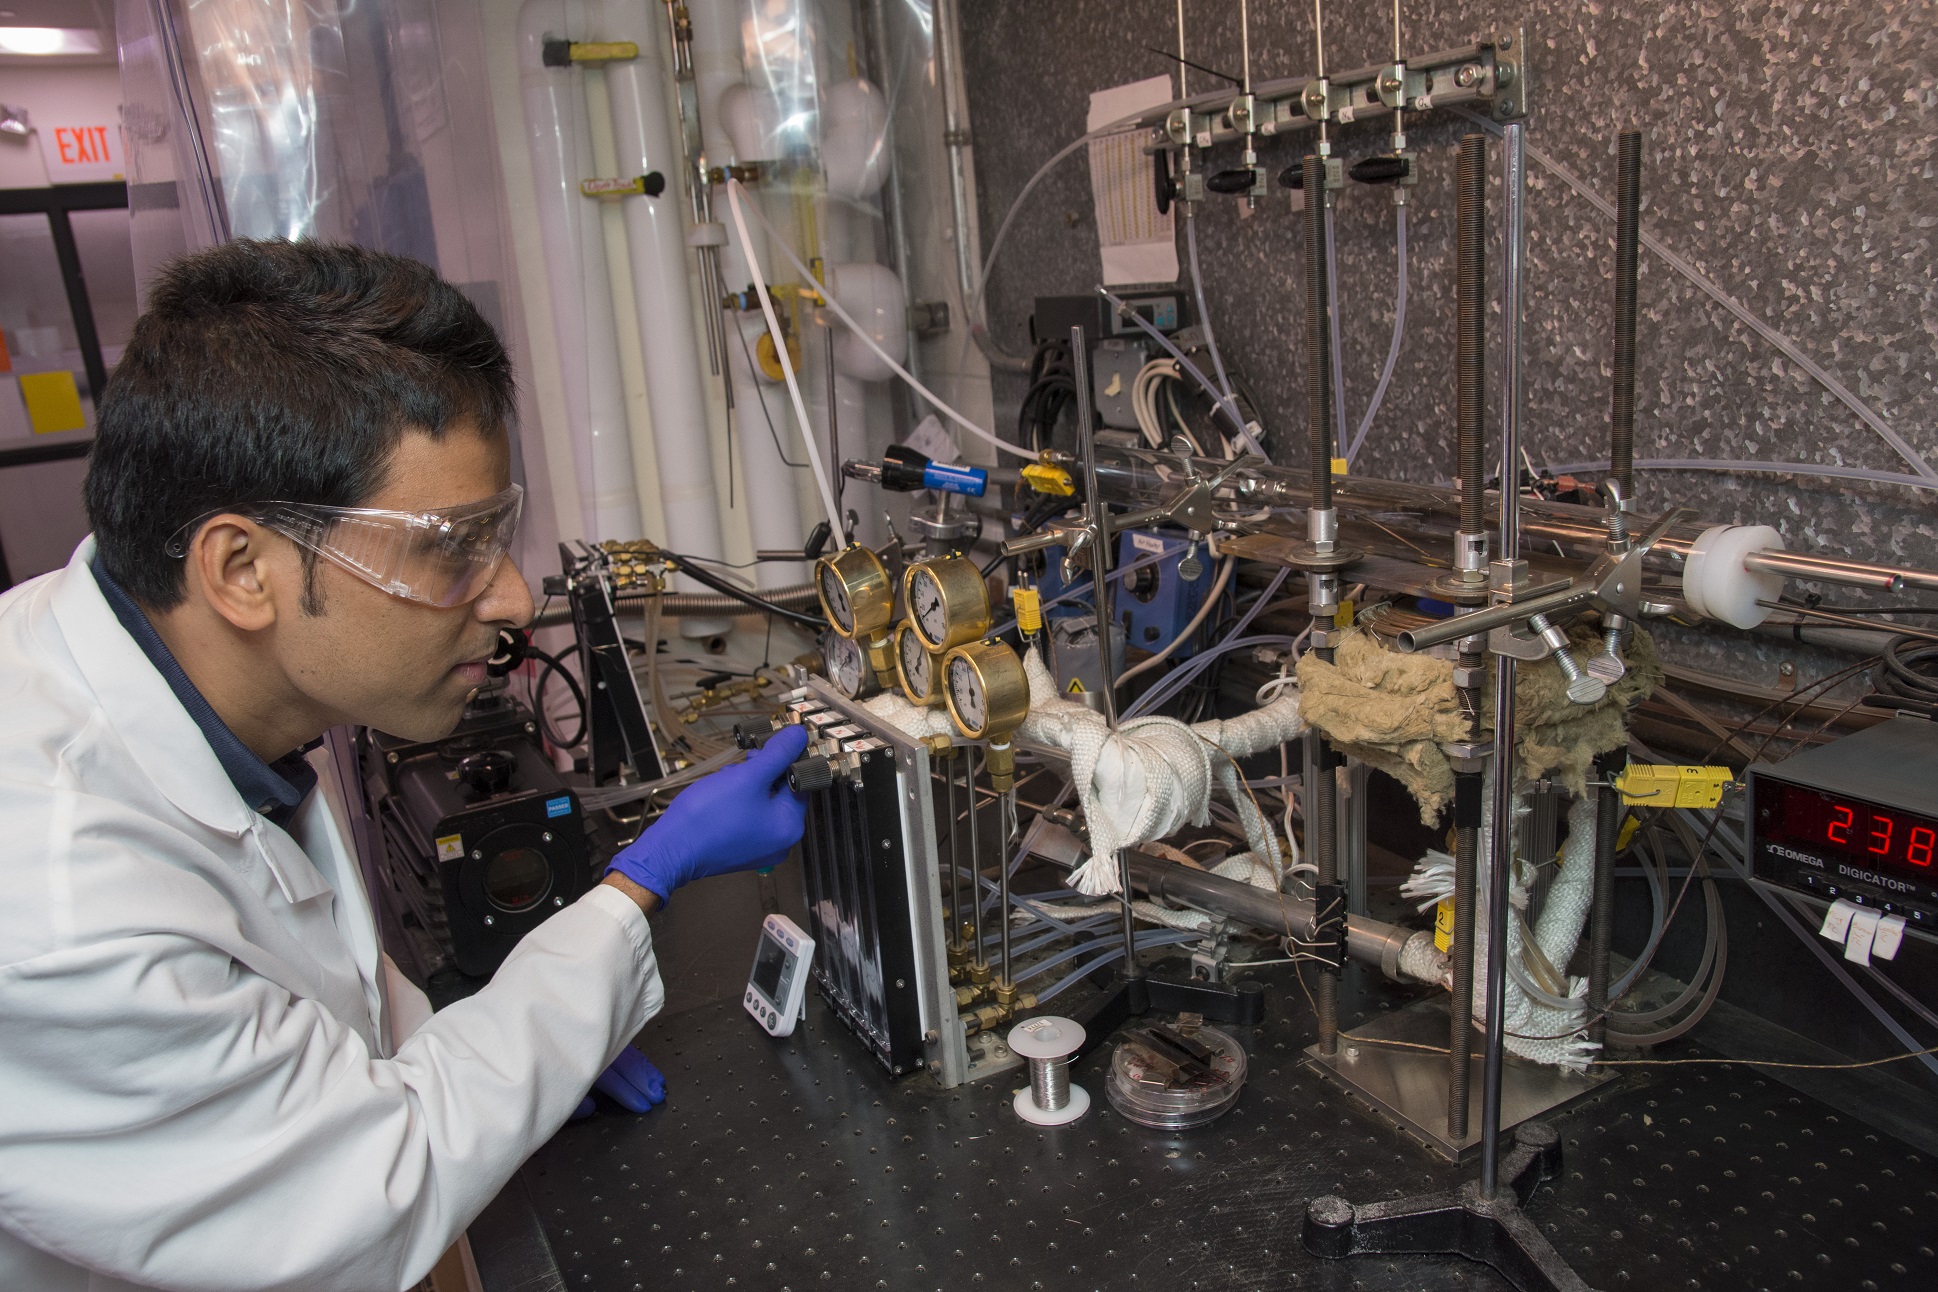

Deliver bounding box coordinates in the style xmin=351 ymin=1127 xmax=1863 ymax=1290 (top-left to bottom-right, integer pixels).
xmin=1346 ymin=204 xmax=1409 ymax=466
xmin=1099 ymin=286 xmax=1262 ymax=455
xmin=1126 ymin=566 xmax=1292 ymax=717
xmin=1186 ymin=214 xmax=1235 ymax=402
xmin=1544 ymin=458 xmax=1938 ymax=493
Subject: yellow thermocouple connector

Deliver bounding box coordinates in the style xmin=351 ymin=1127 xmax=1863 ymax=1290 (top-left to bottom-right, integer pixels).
xmin=1012 ymin=587 xmax=1043 ymax=635
xmin=1613 ymin=764 xmax=1733 ymax=810
xmin=1021 ymin=457 xmax=1075 ymax=496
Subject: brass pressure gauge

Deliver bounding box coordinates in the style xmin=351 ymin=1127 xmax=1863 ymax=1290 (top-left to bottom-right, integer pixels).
xmin=815 ymin=545 xmax=894 ymax=641
xmin=904 ymin=555 xmax=991 ymax=653
xmin=895 ymin=621 xmax=945 ymax=707
xmin=821 ymin=630 xmax=878 ymax=700
xmin=943 ymin=638 xmax=1031 ymax=791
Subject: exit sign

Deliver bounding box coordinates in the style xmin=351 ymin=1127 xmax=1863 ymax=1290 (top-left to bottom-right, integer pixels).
xmin=39 ymin=121 xmax=124 ymax=184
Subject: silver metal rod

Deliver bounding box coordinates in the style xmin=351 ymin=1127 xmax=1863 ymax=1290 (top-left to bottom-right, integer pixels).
xmin=1481 ymin=118 xmax=1530 ymax=1200
xmin=1073 ymin=324 xmax=1140 ymax=979
xmin=946 ymin=750 xmax=962 ymax=948
xmin=1480 ymin=655 xmax=1517 ymax=1197
xmin=967 ymin=747 xmax=985 ymax=968
xmin=1744 ymin=549 xmax=1907 ymax=591
xmin=1176 ymin=0 xmax=1188 ymax=98
xmin=1499 ymin=121 xmax=1527 ymax=562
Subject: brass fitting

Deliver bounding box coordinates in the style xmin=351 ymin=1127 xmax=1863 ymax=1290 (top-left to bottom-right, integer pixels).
xmin=969 ymin=960 xmax=991 ymax=987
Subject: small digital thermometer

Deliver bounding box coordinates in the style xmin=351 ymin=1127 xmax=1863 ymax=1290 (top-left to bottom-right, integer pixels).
xmin=744 ymin=913 xmax=814 ymax=1037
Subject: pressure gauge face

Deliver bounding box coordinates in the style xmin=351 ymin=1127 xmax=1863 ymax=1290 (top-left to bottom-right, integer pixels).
xmin=818 ymin=562 xmax=854 ymax=635
xmin=946 ymin=654 xmax=987 ymax=734
xmin=822 ymin=631 xmax=871 ymax=698
xmin=903 ymin=555 xmax=991 ymax=653
xmin=815 ymin=545 xmax=893 ymax=641
xmin=942 ymin=638 xmax=1030 ymax=742
xmin=897 ymin=622 xmax=939 ymax=705
xmin=909 ymin=567 xmax=949 ymax=643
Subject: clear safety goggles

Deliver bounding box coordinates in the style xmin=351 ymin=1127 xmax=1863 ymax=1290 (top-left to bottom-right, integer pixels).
xmin=167 ymin=484 xmax=524 ymax=608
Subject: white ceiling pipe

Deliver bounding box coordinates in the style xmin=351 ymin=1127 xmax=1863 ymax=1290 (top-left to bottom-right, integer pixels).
xmin=515 ymin=0 xmax=643 ymax=545
xmin=599 ymin=0 xmax=731 ymax=636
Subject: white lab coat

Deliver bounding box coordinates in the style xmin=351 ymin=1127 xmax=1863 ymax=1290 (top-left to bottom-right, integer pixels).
xmin=0 ymin=541 xmax=665 ymax=1291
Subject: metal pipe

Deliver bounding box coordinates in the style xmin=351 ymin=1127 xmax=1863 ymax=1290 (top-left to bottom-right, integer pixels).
xmin=933 ymin=0 xmax=1029 ymax=374
xmin=999 ymin=791 xmax=1014 ymax=988
xmin=1091 ymin=444 xmax=1938 ymax=594
xmin=967 ymin=746 xmax=986 ymax=971
xmin=1498 ymin=122 xmax=1527 ymax=564
xmin=1304 ymin=154 xmax=1335 ymax=517
xmin=1481 ymin=118 xmax=1530 ymax=1202
xmin=1586 ymin=749 xmax=1624 ymax=1047
xmin=1610 ymin=129 xmax=1642 ymax=497
xmin=1455 ymin=135 xmax=1488 ymax=542
xmin=527 ymin=583 xmax=822 ymax=629
xmin=1447 ymin=767 xmax=1481 ymax=1140
xmin=1394 ymin=582 xmax=1590 ymax=653
xmin=1072 ymin=328 xmax=1141 ymax=982
xmin=1743 ymin=550 xmax=1907 ymax=591
xmin=946 ymin=750 xmax=963 ymax=950
xmin=1308 ymin=731 xmax=1340 ymax=1054
xmin=1114 ymin=848 xmax=1419 ymax=971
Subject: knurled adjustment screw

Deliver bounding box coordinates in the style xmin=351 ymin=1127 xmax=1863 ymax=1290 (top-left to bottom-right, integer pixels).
xmin=787 ymin=756 xmax=835 ymax=794
xmin=1529 ymin=613 xmax=1607 ymax=705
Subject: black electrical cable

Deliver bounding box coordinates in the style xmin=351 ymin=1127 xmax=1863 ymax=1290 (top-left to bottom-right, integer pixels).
xmin=1874 ymin=634 xmax=1938 ymax=705
xmin=659 ymin=550 xmax=828 ymax=629
xmin=525 ymin=643 xmax=588 ymax=749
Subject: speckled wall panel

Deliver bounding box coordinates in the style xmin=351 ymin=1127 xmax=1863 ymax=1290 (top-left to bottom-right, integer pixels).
xmin=955 ymin=1 xmax=1936 ymax=680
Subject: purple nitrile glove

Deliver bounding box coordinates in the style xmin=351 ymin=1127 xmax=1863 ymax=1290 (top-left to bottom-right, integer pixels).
xmin=571 ymin=1046 xmax=668 ymax=1119
xmin=606 ymin=724 xmax=810 ymax=905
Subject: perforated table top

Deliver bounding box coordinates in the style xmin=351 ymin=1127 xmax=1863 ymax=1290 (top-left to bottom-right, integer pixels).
xmin=520 ymin=975 xmax=1938 ymax=1291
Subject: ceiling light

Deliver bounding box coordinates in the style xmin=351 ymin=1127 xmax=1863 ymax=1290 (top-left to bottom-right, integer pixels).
xmin=0 ymin=27 xmax=103 ymax=56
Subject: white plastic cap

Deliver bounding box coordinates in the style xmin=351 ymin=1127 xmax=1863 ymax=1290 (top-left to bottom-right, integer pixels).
xmin=1008 ymin=1015 xmax=1085 ymax=1060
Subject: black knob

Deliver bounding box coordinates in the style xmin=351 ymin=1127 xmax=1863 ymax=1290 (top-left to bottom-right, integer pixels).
xmin=1153 ymin=148 xmax=1175 ymax=216
xmin=457 ymin=749 xmax=517 ymax=796
xmin=1347 ymin=154 xmax=1411 ymax=185
xmin=787 ymin=756 xmax=835 ymax=794
xmin=641 ymin=170 xmax=666 ymax=197
xmin=734 ymin=722 xmax=775 ymax=751
xmin=1277 ymin=164 xmax=1305 ymax=190
xmin=1205 ymin=168 xmax=1257 ymax=195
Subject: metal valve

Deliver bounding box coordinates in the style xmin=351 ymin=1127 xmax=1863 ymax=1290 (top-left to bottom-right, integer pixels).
xmin=1529 ymin=613 xmax=1606 ymax=705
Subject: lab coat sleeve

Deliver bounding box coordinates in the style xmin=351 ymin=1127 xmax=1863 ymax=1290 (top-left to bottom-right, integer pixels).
xmin=0 ymin=884 xmax=663 ymax=1292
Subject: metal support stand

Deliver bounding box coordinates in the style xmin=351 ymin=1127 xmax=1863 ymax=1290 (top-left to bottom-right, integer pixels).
xmin=1585 ymin=747 xmax=1626 ymax=1046
xmin=1303 ymin=1121 xmax=1595 ymax=1292
xmin=1063 ymin=326 xmax=1267 ymax=1062
xmin=1304 ymin=118 xmax=1598 ymax=1292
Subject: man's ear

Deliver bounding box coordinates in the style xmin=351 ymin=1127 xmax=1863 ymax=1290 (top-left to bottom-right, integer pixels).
xmin=188 ymin=518 xmax=283 ymax=632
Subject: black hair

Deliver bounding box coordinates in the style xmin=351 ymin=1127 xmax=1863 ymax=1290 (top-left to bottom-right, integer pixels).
xmin=84 ymin=238 xmax=515 ymax=609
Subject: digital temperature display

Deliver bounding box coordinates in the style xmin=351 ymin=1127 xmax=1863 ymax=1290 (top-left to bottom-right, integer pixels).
xmin=1760 ymin=783 xmax=1938 ymax=876
xmin=1746 ymin=718 xmax=1938 ymax=932
xmin=1751 ymin=778 xmax=1938 ymax=927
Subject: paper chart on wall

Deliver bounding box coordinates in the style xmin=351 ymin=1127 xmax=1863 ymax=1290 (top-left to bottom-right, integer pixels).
xmin=1086 ymin=75 xmax=1178 ymax=287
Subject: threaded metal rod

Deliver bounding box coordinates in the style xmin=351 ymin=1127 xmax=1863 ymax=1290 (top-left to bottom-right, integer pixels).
xmin=1610 ymin=129 xmax=1642 ymax=497
xmin=1303 ymin=154 xmax=1334 ymax=512
xmin=1028 ymin=1055 xmax=1071 ymax=1112
xmin=1448 ymin=775 xmax=1481 ymax=1140
xmin=1455 ymin=135 xmax=1488 ymax=537
xmin=1308 ymin=730 xmax=1339 ymax=1055
xmin=1586 ymin=750 xmax=1625 ymax=1045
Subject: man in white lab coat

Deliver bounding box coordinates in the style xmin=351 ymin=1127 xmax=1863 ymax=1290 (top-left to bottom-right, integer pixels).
xmin=0 ymin=240 xmax=810 ymax=1291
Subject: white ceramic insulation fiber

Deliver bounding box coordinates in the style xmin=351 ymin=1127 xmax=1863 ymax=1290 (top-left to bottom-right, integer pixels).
xmin=861 ymin=647 xmax=1306 ymax=896
xmin=1401 ymin=783 xmax=1600 ymax=1070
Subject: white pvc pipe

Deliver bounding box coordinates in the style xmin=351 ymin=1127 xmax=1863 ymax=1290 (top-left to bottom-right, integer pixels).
xmin=600 ymin=0 xmax=729 ymax=635
xmin=688 ymin=0 xmax=806 ymax=587
xmin=515 ymin=0 xmax=642 ymax=543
